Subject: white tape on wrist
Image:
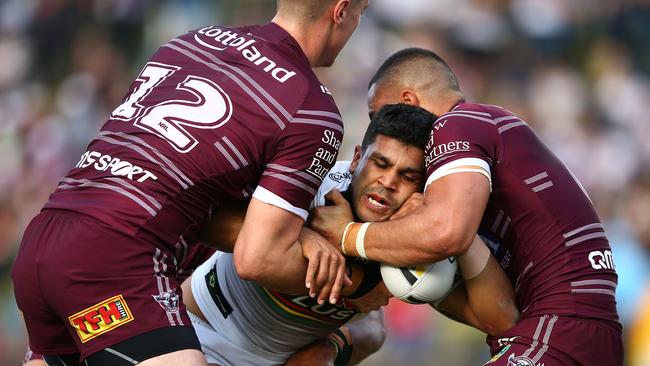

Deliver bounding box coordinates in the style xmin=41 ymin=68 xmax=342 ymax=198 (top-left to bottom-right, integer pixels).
xmin=355 ymin=222 xmax=371 ymax=259
xmin=341 ymin=222 xmax=354 ymax=256
xmin=459 ymin=236 xmax=491 ymax=280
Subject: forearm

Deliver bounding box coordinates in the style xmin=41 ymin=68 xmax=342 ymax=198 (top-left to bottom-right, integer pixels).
xmin=463 ymin=255 xmax=519 ymax=335
xmin=343 ymin=207 xmax=467 ymax=266
xmin=434 ymin=284 xmax=483 ymax=330
xmin=338 ymin=174 xmax=490 ymax=266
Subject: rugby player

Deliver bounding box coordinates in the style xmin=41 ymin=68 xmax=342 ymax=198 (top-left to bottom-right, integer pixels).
xmin=311 ymin=48 xmax=623 ymax=365
xmin=180 ymin=104 xmax=519 ymax=365
xmin=12 ymin=1 xmax=369 ymax=365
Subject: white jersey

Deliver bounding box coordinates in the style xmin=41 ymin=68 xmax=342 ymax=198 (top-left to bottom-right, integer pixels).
xmin=191 ymin=161 xmax=355 ymax=366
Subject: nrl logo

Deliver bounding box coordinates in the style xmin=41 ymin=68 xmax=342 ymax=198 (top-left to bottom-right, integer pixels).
xmin=153 ymin=290 xmax=180 ymax=313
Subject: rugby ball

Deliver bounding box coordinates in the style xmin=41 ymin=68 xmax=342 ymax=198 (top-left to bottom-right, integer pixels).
xmin=380 ymin=257 xmax=458 ymax=304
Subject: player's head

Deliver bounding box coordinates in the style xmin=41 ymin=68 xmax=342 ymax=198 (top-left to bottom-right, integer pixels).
xmin=275 ymin=0 xmax=369 ymax=67
xmin=349 ymin=103 xmax=434 ymax=222
xmin=367 ymin=47 xmax=464 ymax=119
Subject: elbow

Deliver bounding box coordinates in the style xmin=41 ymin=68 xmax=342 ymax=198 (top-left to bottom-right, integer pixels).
xmin=484 ymin=305 xmax=520 ymax=336
xmin=233 ymin=246 xmax=264 ymax=282
xmin=419 ymin=226 xmax=473 ymax=262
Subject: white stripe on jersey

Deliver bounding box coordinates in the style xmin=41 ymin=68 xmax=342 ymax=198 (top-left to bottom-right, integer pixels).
xmin=563 ymin=223 xmax=604 ymax=238
xmin=438 ymin=112 xmax=497 ymax=125
xmin=104 ymin=177 xmax=162 ymax=210
xmin=289 ymin=117 xmax=344 ymax=134
xmin=222 ymin=136 xmax=249 ymax=166
xmin=214 ymin=141 xmax=242 ymax=170
xmin=266 ymin=163 xmax=322 ymax=186
xmin=252 ymin=186 xmax=309 ymax=220
xmin=99 ymin=131 xmax=193 ymax=187
xmin=498 ymin=120 xmax=528 ymax=134
xmin=96 ymin=133 xmax=191 ymax=189
xmin=153 ymin=249 xmax=176 ymax=326
xmin=565 ymin=232 xmax=608 ymax=247
xmin=262 ymin=171 xmax=316 ymax=195
xmin=164 ymin=40 xmax=287 ymax=130
xmin=58 ymin=178 xmax=158 ymax=216
xmin=425 ymin=157 xmax=492 ymax=191
xmin=571 ymin=279 xmax=617 ymax=287
xmin=296 ymin=109 xmax=342 ymax=122
xmin=530 ymin=315 xmax=558 ymax=363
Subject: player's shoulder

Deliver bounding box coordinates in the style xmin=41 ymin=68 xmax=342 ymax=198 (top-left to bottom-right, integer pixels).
xmin=310 ymin=161 xmax=352 ymax=209
xmin=440 ymin=102 xmax=521 ymax=125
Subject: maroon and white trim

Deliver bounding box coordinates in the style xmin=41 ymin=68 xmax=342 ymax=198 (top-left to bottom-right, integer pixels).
xmin=58 ymin=178 xmax=159 ymax=217
xmin=571 ymin=279 xmax=617 ymax=297
xmin=520 ymin=315 xmax=559 ymax=364
xmin=524 ymin=171 xmax=554 ymax=193
xmin=563 ymin=223 xmax=607 ymax=247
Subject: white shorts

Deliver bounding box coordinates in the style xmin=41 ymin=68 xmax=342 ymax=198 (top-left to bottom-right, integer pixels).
xmin=190 ymin=251 xmax=286 ymax=366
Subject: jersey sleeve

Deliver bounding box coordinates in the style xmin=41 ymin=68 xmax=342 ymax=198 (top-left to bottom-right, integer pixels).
xmin=424 ymin=113 xmax=498 ymax=190
xmin=253 ymin=103 xmax=343 ymax=220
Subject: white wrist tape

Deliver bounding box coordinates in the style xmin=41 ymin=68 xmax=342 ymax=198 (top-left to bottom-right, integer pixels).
xmin=341 ymin=222 xmax=354 ymax=255
xmin=355 ymin=222 xmax=370 ymax=259
xmin=459 ymin=236 xmax=491 ymax=280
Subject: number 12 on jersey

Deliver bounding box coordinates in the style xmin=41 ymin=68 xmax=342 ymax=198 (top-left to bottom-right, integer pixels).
xmin=111 ymin=62 xmax=233 ymax=153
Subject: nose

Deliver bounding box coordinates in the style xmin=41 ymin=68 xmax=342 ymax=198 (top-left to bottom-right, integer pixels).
xmin=378 ymin=171 xmax=398 ymax=191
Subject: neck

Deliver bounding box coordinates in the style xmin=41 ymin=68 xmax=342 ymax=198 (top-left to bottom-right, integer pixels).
xmin=426 ymin=92 xmax=464 ymax=117
xmin=271 ymin=15 xmax=330 ymax=67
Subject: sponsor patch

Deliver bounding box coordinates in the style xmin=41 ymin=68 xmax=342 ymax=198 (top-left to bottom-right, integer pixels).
xmin=68 ymin=295 xmax=134 ymax=343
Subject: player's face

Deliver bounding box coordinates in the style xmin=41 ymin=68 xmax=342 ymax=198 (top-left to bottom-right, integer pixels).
xmin=349 ymin=135 xmax=424 ymax=222
xmin=319 ymin=0 xmax=369 ymax=66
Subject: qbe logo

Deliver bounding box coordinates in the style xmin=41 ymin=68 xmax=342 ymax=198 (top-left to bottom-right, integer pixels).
xmin=588 ymin=250 xmax=615 ymax=270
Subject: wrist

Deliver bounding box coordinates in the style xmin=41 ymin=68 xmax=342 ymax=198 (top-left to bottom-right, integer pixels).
xmin=459 ymin=236 xmax=491 ymax=280
xmin=341 ymin=222 xmax=371 ymax=260
xmin=327 ymin=327 xmax=353 ymax=366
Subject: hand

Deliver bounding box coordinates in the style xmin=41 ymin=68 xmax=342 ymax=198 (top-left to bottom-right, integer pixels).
xmin=389 ymin=192 xmax=424 ymax=221
xmin=300 ymin=227 xmax=352 ymax=305
xmin=347 ymin=282 xmax=392 ymax=313
xmin=309 ymin=190 xmax=355 ymax=245
xmin=283 ymin=338 xmax=336 ymax=366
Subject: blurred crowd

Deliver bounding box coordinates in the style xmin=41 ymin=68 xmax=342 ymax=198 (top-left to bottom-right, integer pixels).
xmin=1 ymin=0 xmax=649 ymax=365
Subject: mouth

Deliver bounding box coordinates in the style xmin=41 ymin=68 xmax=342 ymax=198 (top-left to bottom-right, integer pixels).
xmin=365 ymin=193 xmax=390 ymax=211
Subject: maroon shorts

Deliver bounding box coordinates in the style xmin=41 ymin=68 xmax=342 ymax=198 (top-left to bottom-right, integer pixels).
xmin=12 ymin=210 xmax=194 ymax=360
xmin=485 ymin=315 xmax=623 ymax=366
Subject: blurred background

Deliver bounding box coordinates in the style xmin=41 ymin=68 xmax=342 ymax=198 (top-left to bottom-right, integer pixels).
xmin=0 ymin=0 xmax=649 ymax=365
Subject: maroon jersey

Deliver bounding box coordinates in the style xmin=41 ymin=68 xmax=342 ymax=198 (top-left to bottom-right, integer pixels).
xmin=425 ymin=102 xmax=619 ymax=323
xmin=44 ymin=22 xmax=343 ymax=252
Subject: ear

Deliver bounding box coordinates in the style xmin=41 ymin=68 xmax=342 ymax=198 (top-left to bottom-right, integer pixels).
xmin=400 ymin=90 xmax=421 ymax=107
xmin=333 ymin=0 xmax=351 ymax=26
xmin=349 ymin=145 xmax=362 ymax=173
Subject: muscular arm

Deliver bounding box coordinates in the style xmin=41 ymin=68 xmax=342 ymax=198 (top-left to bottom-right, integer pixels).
xmin=434 ymin=237 xmax=519 ymax=335
xmin=233 ymin=198 xmax=320 ymax=294
xmin=312 ymin=172 xmax=490 ymax=266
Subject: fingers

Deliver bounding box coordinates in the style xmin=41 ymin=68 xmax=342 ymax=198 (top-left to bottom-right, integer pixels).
xmin=305 ymin=250 xmax=320 ymax=295
xmin=316 ymin=255 xmax=339 ymax=304
xmin=324 ymin=189 xmax=347 ymax=205
xmin=326 ymin=256 xmax=349 ymax=305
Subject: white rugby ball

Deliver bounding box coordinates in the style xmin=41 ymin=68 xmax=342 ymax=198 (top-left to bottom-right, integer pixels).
xmin=380 ymin=257 xmax=458 ymax=304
